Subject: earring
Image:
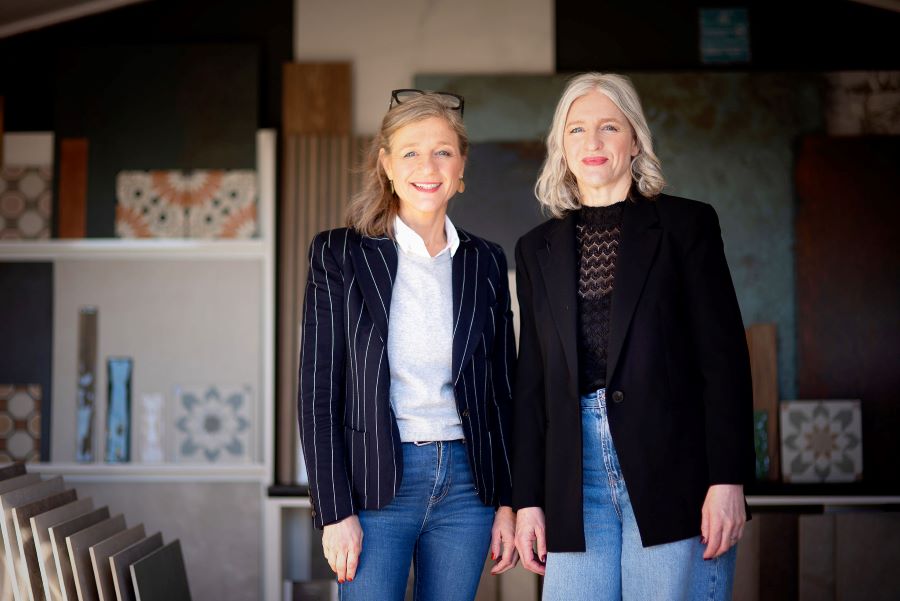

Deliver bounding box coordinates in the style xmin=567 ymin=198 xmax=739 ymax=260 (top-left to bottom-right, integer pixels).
xmin=389 ymin=179 xmax=395 ymax=194
xmin=458 ymin=177 xmax=465 ymax=193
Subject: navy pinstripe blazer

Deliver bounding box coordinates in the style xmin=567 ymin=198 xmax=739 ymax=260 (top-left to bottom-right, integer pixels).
xmin=298 ymin=227 xmax=516 ymax=529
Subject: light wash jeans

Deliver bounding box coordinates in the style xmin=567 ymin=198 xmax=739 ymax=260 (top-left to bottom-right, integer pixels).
xmin=542 ymin=389 xmax=737 ymax=601
xmin=339 ymin=440 xmax=494 ymax=601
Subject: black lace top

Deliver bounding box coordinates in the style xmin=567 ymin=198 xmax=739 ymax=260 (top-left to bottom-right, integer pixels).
xmin=576 ymin=202 xmax=625 ymax=394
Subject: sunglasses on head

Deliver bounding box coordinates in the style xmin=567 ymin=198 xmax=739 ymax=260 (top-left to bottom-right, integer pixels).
xmin=389 ymin=89 xmax=465 ymax=117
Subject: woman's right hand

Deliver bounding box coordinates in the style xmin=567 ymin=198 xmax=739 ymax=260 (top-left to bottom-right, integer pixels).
xmin=322 ymin=515 xmax=363 ymax=583
xmin=514 ymin=506 xmax=547 ymax=575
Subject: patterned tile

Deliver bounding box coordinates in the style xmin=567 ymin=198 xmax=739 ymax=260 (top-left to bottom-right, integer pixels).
xmin=0 ymin=166 xmax=52 ymax=239
xmin=0 ymin=384 xmax=41 ymax=463
xmin=137 ymin=393 xmax=165 ymax=463
xmin=172 ymin=385 xmax=252 ymax=463
xmin=115 ymin=170 xmax=256 ymax=238
xmin=780 ymin=400 xmax=863 ymax=482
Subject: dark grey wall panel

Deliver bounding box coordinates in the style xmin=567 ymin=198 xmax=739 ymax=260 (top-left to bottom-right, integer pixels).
xmin=0 ymin=262 xmax=53 ymax=459
xmin=53 ymin=44 xmax=258 ymax=237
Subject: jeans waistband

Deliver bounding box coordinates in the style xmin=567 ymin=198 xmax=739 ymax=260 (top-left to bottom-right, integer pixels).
xmin=580 ymin=388 xmax=607 ymax=408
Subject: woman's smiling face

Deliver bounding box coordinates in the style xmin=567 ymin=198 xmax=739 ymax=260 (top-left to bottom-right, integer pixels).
xmin=563 ymin=90 xmax=639 ymax=203
xmin=380 ymin=116 xmax=465 ymax=220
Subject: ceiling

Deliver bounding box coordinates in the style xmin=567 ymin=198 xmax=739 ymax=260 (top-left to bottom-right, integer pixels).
xmin=0 ymin=0 xmax=151 ymax=38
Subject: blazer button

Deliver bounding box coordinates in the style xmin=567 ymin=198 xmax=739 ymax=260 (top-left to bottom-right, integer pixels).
xmin=461 ymin=409 xmax=470 ymax=417
xmin=612 ymin=390 xmax=624 ymax=403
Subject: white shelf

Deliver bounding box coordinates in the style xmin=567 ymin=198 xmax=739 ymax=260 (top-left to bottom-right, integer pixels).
xmin=0 ymin=238 xmax=267 ymax=261
xmin=29 ymin=461 xmax=268 ymax=483
xmin=747 ymin=495 xmax=900 ymax=507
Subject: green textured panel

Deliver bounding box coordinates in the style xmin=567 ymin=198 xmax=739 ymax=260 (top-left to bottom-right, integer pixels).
xmin=416 ymin=72 xmax=825 ymax=399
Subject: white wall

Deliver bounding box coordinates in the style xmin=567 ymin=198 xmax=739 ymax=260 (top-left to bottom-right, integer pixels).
xmin=294 ymin=0 xmax=555 ymax=133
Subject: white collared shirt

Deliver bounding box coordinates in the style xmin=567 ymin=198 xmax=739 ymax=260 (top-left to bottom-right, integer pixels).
xmin=388 ymin=214 xmax=463 ymax=442
xmin=393 ymin=215 xmax=460 ymax=259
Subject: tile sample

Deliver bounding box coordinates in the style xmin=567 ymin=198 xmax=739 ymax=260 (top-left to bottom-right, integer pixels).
xmin=12 ymin=488 xmax=77 ymax=601
xmin=104 ymin=358 xmax=132 ymax=463
xmin=30 ymin=497 xmax=95 ymax=601
xmin=136 ymin=395 xmax=164 ymax=464
xmin=88 ymin=525 xmax=145 ymax=601
xmin=130 ymin=540 xmax=191 ymax=601
xmin=0 ymin=474 xmax=42 ymax=601
xmin=75 ymin=308 xmax=98 ymax=463
xmin=115 ymin=171 xmax=257 ymax=239
xmin=0 ymin=384 xmax=42 ymax=463
xmin=57 ymin=139 xmax=88 ymax=239
xmin=781 ymin=400 xmax=863 ymax=482
xmin=109 ymin=533 xmax=163 ymax=601
xmin=0 ymin=166 xmax=52 ymax=240
xmin=48 ymin=507 xmax=110 ymax=601
xmin=66 ymin=515 xmax=126 ymax=601
xmin=746 ymin=323 xmax=780 ymax=480
xmin=1 ymin=476 xmax=64 ymax=601
xmin=173 ymin=385 xmax=252 ymax=464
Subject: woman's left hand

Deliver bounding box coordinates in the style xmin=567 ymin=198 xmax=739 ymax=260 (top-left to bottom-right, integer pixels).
xmin=701 ymin=484 xmax=746 ymax=559
xmin=490 ymin=506 xmax=519 ymax=575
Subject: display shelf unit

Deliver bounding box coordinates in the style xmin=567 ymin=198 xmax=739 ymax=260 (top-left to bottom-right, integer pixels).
xmin=28 ymin=461 xmax=268 ymax=483
xmin=0 ymin=130 xmax=277 ymax=600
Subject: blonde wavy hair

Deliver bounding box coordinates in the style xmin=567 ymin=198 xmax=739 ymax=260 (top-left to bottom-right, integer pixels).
xmin=346 ymin=94 xmax=468 ymax=237
xmin=535 ymin=73 xmax=666 ymax=218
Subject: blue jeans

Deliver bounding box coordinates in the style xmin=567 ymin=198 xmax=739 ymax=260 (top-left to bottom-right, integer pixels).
xmin=339 ymin=440 xmax=494 ymax=601
xmin=542 ymin=390 xmax=737 ymax=601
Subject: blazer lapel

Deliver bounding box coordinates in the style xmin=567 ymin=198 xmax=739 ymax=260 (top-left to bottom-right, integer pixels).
xmin=606 ymin=197 xmax=661 ymax=384
xmin=537 ymin=213 xmax=580 ymax=386
xmin=452 ymin=232 xmax=489 ymax=384
xmin=349 ymin=234 xmax=398 ymax=343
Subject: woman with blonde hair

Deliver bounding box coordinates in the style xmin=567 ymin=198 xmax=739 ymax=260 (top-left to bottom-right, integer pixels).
xmin=298 ymin=90 xmax=518 ymax=601
xmin=512 ymin=73 xmax=754 ymax=600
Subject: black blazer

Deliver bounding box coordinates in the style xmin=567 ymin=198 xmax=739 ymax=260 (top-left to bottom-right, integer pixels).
xmin=512 ymin=194 xmax=754 ymax=550
xmin=298 ymin=227 xmax=516 ymax=529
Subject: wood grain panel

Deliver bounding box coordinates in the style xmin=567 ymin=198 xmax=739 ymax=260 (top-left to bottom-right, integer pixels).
xmin=282 ymin=63 xmax=352 ymax=136
xmin=746 ymin=323 xmax=779 ymax=480
xmin=57 ymin=138 xmax=89 ymax=239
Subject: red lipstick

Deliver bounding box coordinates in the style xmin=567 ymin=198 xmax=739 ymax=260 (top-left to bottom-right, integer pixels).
xmin=582 ymin=157 xmax=608 ymax=166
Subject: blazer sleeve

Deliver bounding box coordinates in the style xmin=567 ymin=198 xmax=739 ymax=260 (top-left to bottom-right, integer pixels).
xmin=511 ymin=237 xmax=547 ymax=510
xmin=682 ymin=204 xmax=755 ymax=485
xmin=298 ymin=230 xmax=354 ymax=528
xmin=488 ymin=243 xmax=516 ymax=507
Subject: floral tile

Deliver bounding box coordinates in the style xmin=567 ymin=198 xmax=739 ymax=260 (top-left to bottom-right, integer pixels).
xmin=115 ymin=170 xmax=257 ymax=239
xmin=780 ymin=400 xmax=863 ymax=483
xmin=0 ymin=166 xmax=52 ymax=240
xmin=172 ymin=385 xmax=252 ymax=464
xmin=0 ymin=384 xmax=42 ymax=463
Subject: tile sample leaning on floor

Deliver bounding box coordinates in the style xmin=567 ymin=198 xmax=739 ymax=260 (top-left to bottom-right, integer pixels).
xmin=109 ymin=533 xmax=163 ymax=601
xmin=30 ymin=498 xmax=95 ymax=601
xmin=12 ymin=489 xmax=78 ymax=601
xmin=48 ymin=507 xmax=110 ymax=601
xmin=66 ymin=515 xmax=126 ymax=601
xmin=0 ymin=473 xmax=42 ymax=601
xmin=1 ymin=476 xmax=64 ymax=600
xmin=88 ymin=525 xmax=146 ymax=601
xmin=130 ymin=540 xmax=191 ymax=601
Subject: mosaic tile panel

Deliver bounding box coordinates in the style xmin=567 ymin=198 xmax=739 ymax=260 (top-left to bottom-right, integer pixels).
xmin=0 ymin=166 xmax=52 ymax=239
xmin=781 ymin=400 xmax=863 ymax=483
xmin=115 ymin=170 xmax=256 ymax=238
xmin=173 ymin=385 xmax=252 ymax=464
xmin=0 ymin=384 xmax=41 ymax=463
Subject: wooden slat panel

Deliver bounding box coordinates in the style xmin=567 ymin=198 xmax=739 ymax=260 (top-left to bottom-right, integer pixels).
xmin=746 ymin=323 xmax=779 ymax=480
xmin=282 ymin=63 xmax=352 ymax=136
xmin=277 ymin=133 xmax=369 ymax=485
xmin=57 ymin=138 xmax=89 ymax=239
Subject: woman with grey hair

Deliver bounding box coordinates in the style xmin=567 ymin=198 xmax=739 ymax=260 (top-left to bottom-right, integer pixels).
xmin=299 ymin=90 xmax=518 ymax=600
xmin=511 ymin=73 xmax=754 ymax=600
